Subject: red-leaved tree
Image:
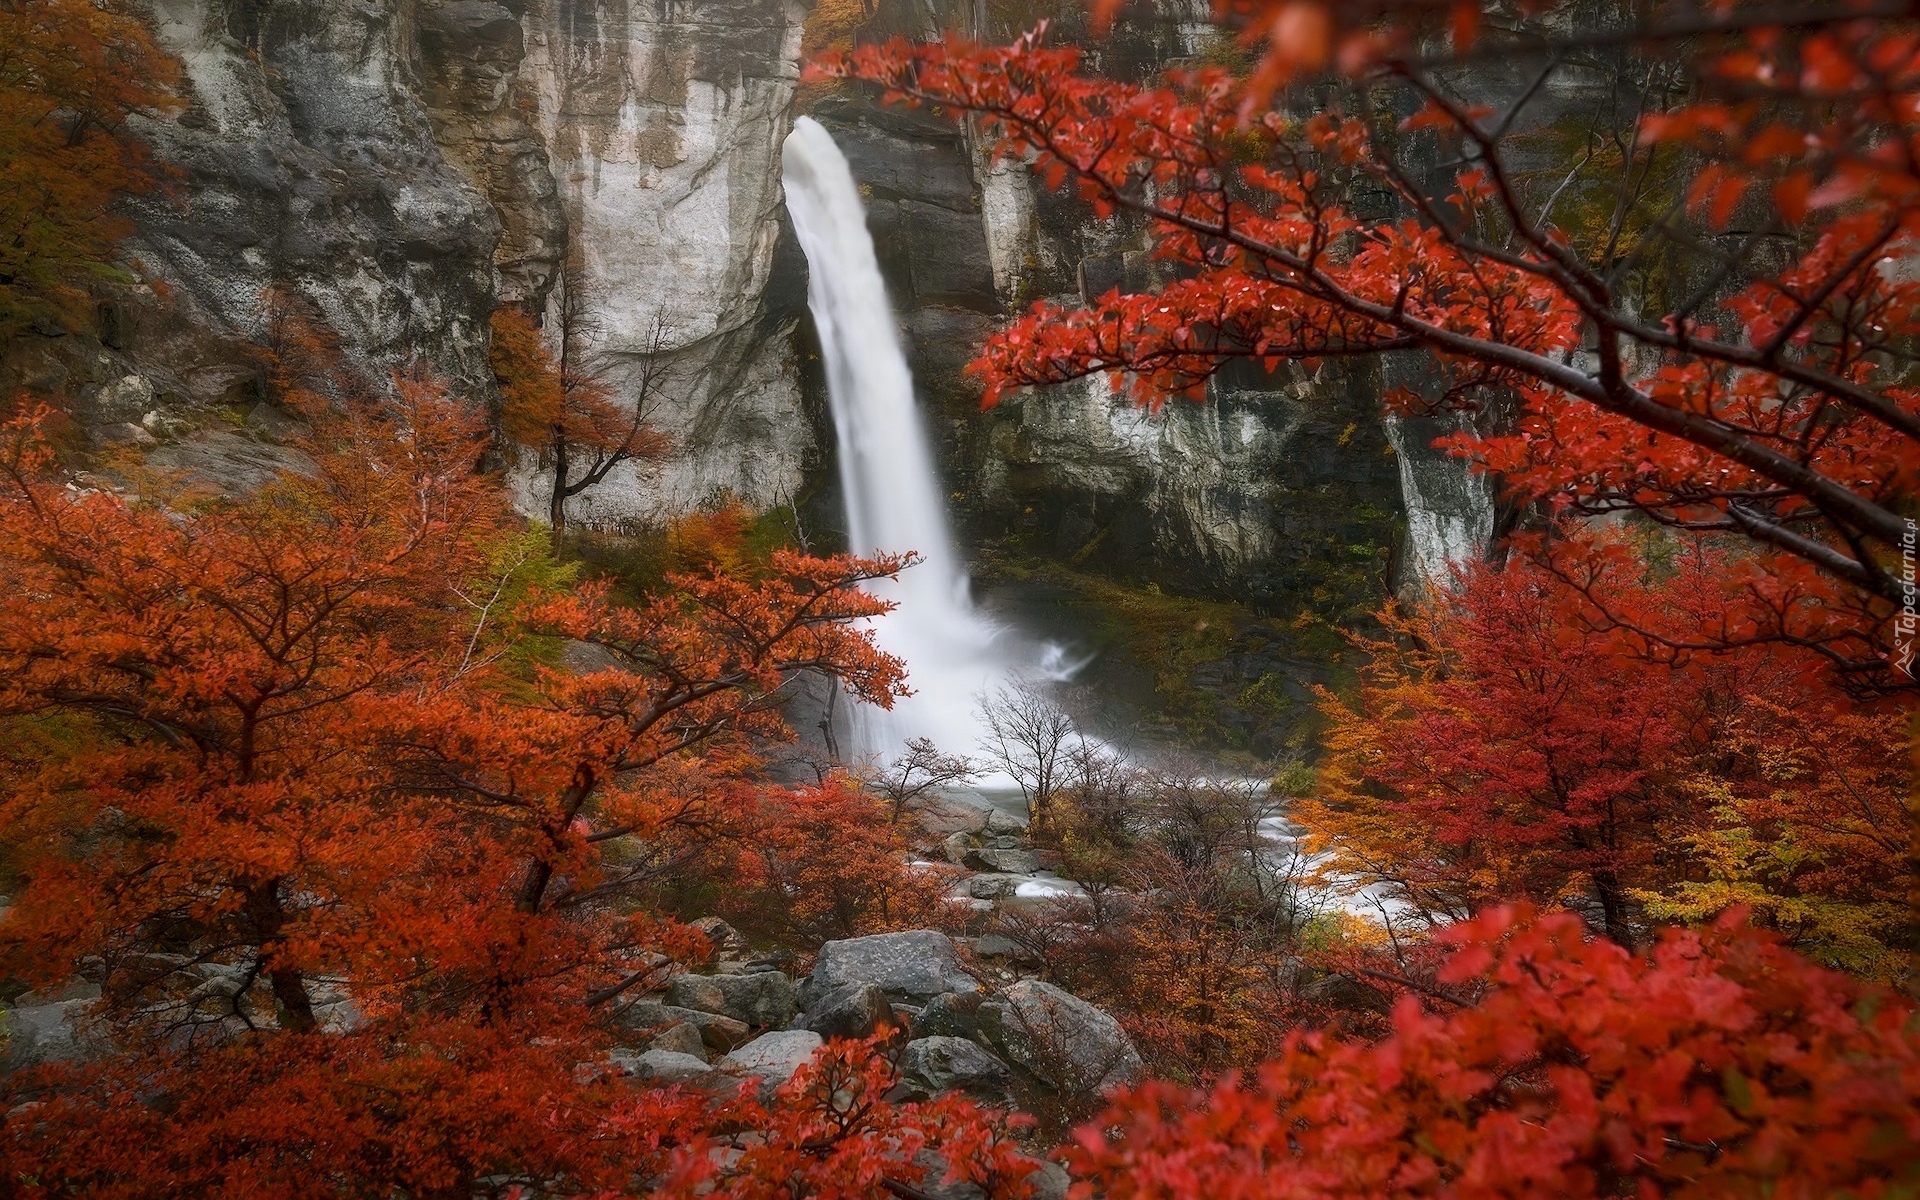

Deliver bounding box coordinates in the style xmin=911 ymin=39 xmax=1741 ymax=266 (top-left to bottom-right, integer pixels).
xmin=0 ymin=381 xmax=1033 ymax=1196
xmin=1069 ymin=905 xmax=1920 ymax=1200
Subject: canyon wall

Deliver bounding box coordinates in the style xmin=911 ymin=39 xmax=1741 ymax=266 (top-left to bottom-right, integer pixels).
xmin=7 ymin=0 xmax=1492 ymax=609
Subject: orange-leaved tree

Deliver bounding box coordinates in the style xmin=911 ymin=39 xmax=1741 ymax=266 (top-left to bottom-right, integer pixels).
xmin=0 ymin=379 xmax=1030 ymax=1196
xmin=813 ymin=1 xmax=1920 ymax=689
xmin=0 ymin=0 xmax=179 ymax=340
xmin=490 ymin=303 xmax=672 ymax=540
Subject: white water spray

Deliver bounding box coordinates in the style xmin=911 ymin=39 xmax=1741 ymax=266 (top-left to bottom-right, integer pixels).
xmin=783 ymin=116 xmax=1052 ymax=760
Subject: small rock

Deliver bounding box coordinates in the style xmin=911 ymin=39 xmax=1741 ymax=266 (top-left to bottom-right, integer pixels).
xmin=984 ymin=806 xmax=1029 ymax=835
xmin=648 ymin=1022 xmax=709 ymax=1059
xmin=668 ymin=970 xmax=798 ymax=1028
xmin=1028 ymin=1160 xmax=1071 ymax=1200
xmin=917 ymin=791 xmax=994 ymax=835
xmin=941 ymin=831 xmax=972 ymax=866
xmin=243 ymin=402 xmax=304 ymax=441
xmin=689 ymin=916 xmax=746 ymax=958
xmin=619 ymin=1001 xmax=751 ymax=1052
xmin=981 ymin=980 xmax=1143 ymax=1094
xmin=972 ymin=934 xmax=1035 ymax=962
xmin=963 ymin=847 xmax=1040 ymax=875
xmin=1 ymin=1000 xmax=104 ymax=1069
xmin=801 ymin=981 xmax=894 ymax=1040
xmin=805 ymin=931 xmax=978 ymax=1005
xmin=721 ymin=1030 xmax=823 ymax=1086
xmin=966 ymin=873 xmax=1022 ymax=900
xmin=93 ymin=422 xmax=157 ymax=448
xmin=896 ymin=1036 xmax=1013 ymax=1100
xmin=911 ymin=991 xmax=983 ymax=1041
xmin=616 ymin=1048 xmax=716 ymax=1085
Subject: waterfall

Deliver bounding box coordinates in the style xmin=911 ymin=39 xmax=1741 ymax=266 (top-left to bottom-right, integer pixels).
xmin=781 ymin=116 xmax=1026 ymax=762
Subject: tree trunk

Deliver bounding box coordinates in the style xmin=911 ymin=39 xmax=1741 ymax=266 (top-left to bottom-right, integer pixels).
xmin=549 ymin=431 xmax=569 ymax=541
xmin=246 ymin=881 xmax=317 ymax=1032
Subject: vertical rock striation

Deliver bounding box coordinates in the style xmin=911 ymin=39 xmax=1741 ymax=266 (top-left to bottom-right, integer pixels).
xmin=518 ymin=0 xmax=815 ymax=523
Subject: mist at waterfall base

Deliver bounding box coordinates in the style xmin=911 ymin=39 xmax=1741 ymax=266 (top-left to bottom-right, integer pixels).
xmin=781 ymin=117 xmax=1079 ymax=765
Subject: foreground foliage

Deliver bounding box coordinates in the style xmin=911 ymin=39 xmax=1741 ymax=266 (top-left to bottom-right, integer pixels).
xmin=1071 ymin=907 xmax=1920 ymax=1200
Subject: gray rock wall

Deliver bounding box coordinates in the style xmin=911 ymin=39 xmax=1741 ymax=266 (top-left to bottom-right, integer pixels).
xmin=6 ymin=0 xmax=1494 ymax=612
xmin=517 ymin=0 xmax=815 ymax=522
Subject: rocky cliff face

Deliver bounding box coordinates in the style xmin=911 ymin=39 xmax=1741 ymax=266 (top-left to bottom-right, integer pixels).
xmin=10 ymin=0 xmax=1491 ymax=614
xmin=1 ymin=0 xmax=505 ymax=478
xmin=518 ymin=0 xmax=815 ymax=521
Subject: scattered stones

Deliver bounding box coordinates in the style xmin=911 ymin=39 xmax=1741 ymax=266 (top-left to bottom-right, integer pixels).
xmin=895 ymin=1036 xmax=1013 ymax=1100
xmin=805 ymin=931 xmax=978 ymax=1005
xmin=800 ymin=981 xmax=894 ymax=1040
xmin=981 ymin=980 xmax=1144 ymax=1094
xmin=720 ymin=1030 xmax=823 ymax=1086
xmin=647 ymin=1021 xmax=709 ymax=1059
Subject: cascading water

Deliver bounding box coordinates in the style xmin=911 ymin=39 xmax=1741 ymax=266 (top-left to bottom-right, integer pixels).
xmin=781 ymin=116 xmax=1037 ymax=761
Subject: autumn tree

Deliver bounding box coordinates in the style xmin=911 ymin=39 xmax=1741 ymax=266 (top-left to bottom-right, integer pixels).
xmin=1643 ymin=695 xmax=1912 ymax=981
xmin=490 ymin=298 xmax=672 ymax=542
xmin=721 ymin=777 xmax=962 ymax=945
xmin=1306 ymin=536 xmax=1798 ymax=943
xmin=0 ymin=0 xmax=178 ymax=341
xmin=976 ymin=679 xmax=1076 ymax=828
xmin=0 ymin=380 xmax=503 ymax=1037
xmin=0 ymin=381 xmax=1023 ymax=1195
xmin=1068 ymin=905 xmax=1920 ymax=1200
xmin=815 ymin=0 xmax=1920 ymax=689
xmin=865 ymin=735 xmax=980 ymax=823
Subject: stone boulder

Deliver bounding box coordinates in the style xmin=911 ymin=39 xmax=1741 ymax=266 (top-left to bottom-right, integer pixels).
xmin=981 ymin=980 xmax=1143 ymax=1094
xmin=910 ymin=991 xmax=983 ymax=1041
xmin=1 ymin=1000 xmax=104 ymax=1070
xmin=984 ymin=806 xmax=1030 ymax=835
xmin=720 ymin=1030 xmax=823 ymax=1087
xmin=666 ymin=970 xmax=797 ymax=1028
xmin=647 ymin=1022 xmax=709 ymax=1060
xmin=800 ymin=981 xmax=894 ymax=1041
xmin=688 ymin=916 xmax=748 ymax=959
xmin=973 ymin=934 xmax=1039 ymax=964
xmin=966 ymin=873 xmax=1023 ymax=900
xmin=962 ymin=847 xmax=1041 ymax=875
xmin=916 ymin=791 xmax=994 ymax=835
xmin=805 ymin=931 xmax=978 ymax=1006
xmin=619 ymin=1000 xmax=750 ymax=1052
xmin=895 ymin=1036 xmax=1014 ymax=1101
xmin=612 ymin=1048 xmax=716 ymax=1086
